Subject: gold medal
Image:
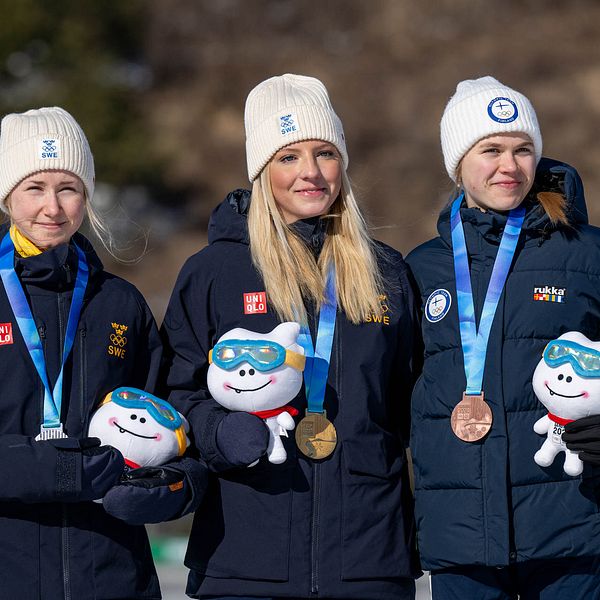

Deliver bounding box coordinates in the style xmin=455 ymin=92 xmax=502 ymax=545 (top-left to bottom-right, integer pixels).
xmin=451 ymin=392 xmax=493 ymax=442
xmin=295 ymin=410 xmax=337 ymax=459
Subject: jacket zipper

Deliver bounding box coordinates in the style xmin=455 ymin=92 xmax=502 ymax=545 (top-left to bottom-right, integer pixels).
xmin=62 ymin=505 xmax=71 ymax=600
xmin=38 ymin=324 xmax=46 ymax=427
xmin=57 ymin=292 xmax=72 ymax=600
xmin=79 ymin=328 xmax=87 ymax=424
xmin=310 ymin=463 xmax=321 ymax=595
xmin=308 ymin=305 xmax=320 ymax=596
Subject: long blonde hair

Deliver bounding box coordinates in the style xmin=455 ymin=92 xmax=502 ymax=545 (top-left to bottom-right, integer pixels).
xmin=247 ymin=166 xmax=384 ymax=324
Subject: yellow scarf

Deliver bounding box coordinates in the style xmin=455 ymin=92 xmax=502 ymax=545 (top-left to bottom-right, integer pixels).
xmin=9 ymin=225 xmax=42 ymax=257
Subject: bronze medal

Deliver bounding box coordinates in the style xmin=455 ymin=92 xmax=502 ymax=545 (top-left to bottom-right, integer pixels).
xmin=295 ymin=410 xmax=337 ymax=459
xmin=451 ymin=392 xmax=493 ymax=442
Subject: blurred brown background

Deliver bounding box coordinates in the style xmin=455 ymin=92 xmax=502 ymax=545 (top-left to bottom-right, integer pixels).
xmin=2 ymin=0 xmax=600 ymax=322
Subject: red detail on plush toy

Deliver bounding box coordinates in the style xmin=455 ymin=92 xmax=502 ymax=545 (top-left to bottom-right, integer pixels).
xmin=548 ymin=412 xmax=575 ymax=426
xmin=251 ymin=405 xmax=299 ymax=419
xmin=124 ymin=458 xmax=141 ymax=469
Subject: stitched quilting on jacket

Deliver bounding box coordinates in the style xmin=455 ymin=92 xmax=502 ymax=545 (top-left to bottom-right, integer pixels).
xmin=406 ymin=158 xmax=600 ymax=571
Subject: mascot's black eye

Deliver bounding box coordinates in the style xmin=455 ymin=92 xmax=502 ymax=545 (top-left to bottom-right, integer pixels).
xmin=239 ymin=370 xmax=246 ymax=376
xmin=566 ymin=376 xmax=573 ymax=383
xmin=558 ymin=374 xmax=564 ymax=381
xmin=249 ymin=369 xmax=255 ymax=376
xmin=140 ymin=417 xmax=146 ymax=424
xmin=130 ymin=414 xmax=137 ymax=420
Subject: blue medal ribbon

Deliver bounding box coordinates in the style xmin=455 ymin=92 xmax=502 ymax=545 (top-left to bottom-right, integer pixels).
xmin=0 ymin=232 xmax=89 ymax=431
xmin=451 ymin=194 xmax=525 ymax=395
xmin=297 ymin=267 xmax=337 ymax=413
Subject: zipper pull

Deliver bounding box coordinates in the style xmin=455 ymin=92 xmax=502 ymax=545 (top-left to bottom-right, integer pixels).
xmin=64 ymin=263 xmax=72 ymax=284
xmin=38 ymin=324 xmax=46 ymax=339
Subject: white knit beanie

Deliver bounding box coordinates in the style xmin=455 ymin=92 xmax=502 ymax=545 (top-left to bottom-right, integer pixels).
xmin=0 ymin=106 xmax=95 ymax=212
xmin=244 ymin=73 xmax=348 ymax=182
xmin=440 ymin=76 xmax=542 ymax=181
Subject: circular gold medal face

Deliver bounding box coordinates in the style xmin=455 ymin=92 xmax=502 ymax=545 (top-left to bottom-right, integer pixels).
xmin=451 ymin=393 xmax=493 ymax=442
xmin=295 ymin=410 xmax=337 ymax=459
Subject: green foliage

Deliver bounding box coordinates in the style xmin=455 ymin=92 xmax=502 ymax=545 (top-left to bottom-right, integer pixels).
xmin=0 ymin=0 xmax=160 ymax=188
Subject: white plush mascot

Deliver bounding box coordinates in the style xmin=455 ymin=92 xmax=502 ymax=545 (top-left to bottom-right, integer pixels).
xmin=89 ymin=388 xmax=190 ymax=469
xmin=207 ymin=322 xmax=306 ymax=465
xmin=532 ymin=332 xmax=600 ymax=476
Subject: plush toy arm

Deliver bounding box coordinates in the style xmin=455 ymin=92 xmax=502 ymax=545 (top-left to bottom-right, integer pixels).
xmin=0 ymin=435 xmax=124 ymax=503
xmin=102 ymin=456 xmax=209 ymax=525
xmin=534 ymin=415 xmax=551 ymax=434
xmin=277 ymin=411 xmax=296 ymax=430
xmin=563 ymin=415 xmax=600 ymax=466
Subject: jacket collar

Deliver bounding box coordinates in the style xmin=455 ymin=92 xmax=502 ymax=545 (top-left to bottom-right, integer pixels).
xmin=0 ymin=223 xmax=103 ymax=290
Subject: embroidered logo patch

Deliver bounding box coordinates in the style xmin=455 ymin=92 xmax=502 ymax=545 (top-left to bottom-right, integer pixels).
xmin=533 ymin=285 xmax=566 ymax=303
xmin=366 ymin=294 xmax=391 ymax=325
xmin=425 ymin=289 xmax=452 ymax=323
xmin=39 ymin=138 xmax=60 ymax=159
xmin=487 ymin=97 xmax=518 ymax=123
xmin=279 ymin=112 xmax=299 ymax=136
xmin=108 ymin=322 xmax=128 ymax=359
xmin=0 ymin=322 xmax=13 ymax=345
xmin=244 ymin=292 xmax=267 ymax=315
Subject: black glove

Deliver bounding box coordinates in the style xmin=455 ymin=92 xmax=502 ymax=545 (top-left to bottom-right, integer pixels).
xmin=102 ymin=457 xmax=208 ymax=525
xmin=563 ymin=415 xmax=600 ymax=466
xmin=50 ymin=437 xmax=124 ymax=502
xmin=215 ymin=412 xmax=269 ymax=468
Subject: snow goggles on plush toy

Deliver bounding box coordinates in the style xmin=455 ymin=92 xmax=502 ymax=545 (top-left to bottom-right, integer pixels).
xmin=209 ymin=339 xmax=305 ymax=372
xmin=99 ymin=387 xmax=188 ymax=456
xmin=543 ymin=340 xmax=600 ymax=378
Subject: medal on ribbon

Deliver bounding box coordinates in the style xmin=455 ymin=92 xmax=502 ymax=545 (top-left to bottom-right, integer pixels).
xmin=450 ymin=194 xmax=525 ymax=442
xmin=0 ymin=232 xmax=89 ymax=440
xmin=295 ymin=267 xmax=338 ymax=459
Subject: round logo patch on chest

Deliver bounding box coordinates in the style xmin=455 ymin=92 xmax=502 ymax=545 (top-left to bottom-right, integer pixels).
xmin=425 ymin=289 xmax=452 ymax=323
xmin=487 ymin=97 xmax=518 ymax=123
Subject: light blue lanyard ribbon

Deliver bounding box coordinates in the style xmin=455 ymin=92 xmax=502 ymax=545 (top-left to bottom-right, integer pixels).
xmin=0 ymin=232 xmax=89 ymax=429
xmin=297 ymin=267 xmax=337 ymax=413
xmin=451 ymin=194 xmax=525 ymax=395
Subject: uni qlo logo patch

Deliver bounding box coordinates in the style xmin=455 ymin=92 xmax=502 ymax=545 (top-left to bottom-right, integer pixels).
xmin=244 ymin=291 xmax=267 ymax=315
xmin=0 ymin=322 xmax=14 ymax=345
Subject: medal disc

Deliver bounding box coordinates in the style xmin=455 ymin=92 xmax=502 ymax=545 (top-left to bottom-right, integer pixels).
xmin=451 ymin=392 xmax=492 ymax=442
xmin=295 ymin=410 xmax=337 ymax=459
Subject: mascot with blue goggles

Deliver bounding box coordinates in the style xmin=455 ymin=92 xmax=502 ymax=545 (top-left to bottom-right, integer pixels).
xmin=533 ymin=331 xmax=600 ymax=475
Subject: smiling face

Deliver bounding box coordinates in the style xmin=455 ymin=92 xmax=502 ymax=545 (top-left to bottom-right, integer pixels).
xmin=268 ymin=140 xmax=342 ymax=224
xmin=88 ymin=402 xmax=186 ymax=467
xmin=207 ymin=322 xmax=304 ymax=413
xmin=532 ymin=336 xmax=600 ymax=420
xmin=459 ymin=133 xmax=536 ymax=212
xmin=5 ymin=170 xmax=86 ymax=249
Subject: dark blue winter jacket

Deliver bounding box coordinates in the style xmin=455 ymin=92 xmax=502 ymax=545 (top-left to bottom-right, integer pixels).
xmin=160 ymin=191 xmax=421 ymax=599
xmin=406 ymin=158 xmax=600 ymax=571
xmin=0 ymin=224 xmax=163 ymax=600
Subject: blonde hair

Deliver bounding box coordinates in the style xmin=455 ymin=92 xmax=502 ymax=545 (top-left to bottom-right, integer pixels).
xmin=247 ymin=166 xmax=385 ymax=325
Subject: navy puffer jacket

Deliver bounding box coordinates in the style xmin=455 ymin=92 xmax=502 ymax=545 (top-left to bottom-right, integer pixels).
xmin=160 ymin=191 xmax=421 ymax=599
xmin=0 ymin=225 xmax=163 ymax=600
xmin=406 ymin=158 xmax=600 ymax=571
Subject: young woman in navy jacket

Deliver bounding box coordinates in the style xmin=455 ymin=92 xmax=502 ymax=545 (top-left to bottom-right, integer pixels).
xmin=407 ymin=77 xmax=600 ymax=599
xmin=160 ymin=74 xmax=421 ymax=599
xmin=0 ymin=106 xmax=203 ymax=600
